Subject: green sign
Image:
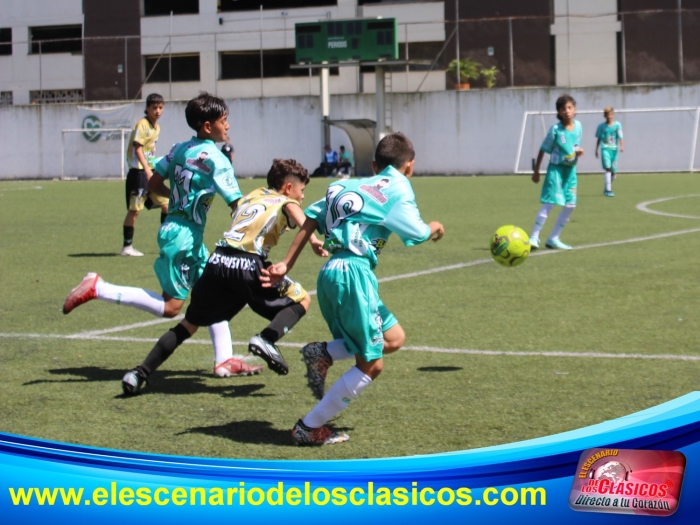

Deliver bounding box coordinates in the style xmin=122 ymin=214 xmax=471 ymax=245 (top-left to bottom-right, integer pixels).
xmin=295 ymin=18 xmax=398 ymax=64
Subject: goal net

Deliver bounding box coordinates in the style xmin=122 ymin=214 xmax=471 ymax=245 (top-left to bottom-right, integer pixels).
xmin=514 ymin=107 xmax=700 ymax=174
xmin=61 ymin=128 xmax=131 ymax=180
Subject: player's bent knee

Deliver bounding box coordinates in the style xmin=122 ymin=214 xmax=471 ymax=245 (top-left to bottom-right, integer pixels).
xmin=383 ymin=324 xmax=406 ymax=354
xmin=162 ymin=298 xmax=185 ymax=318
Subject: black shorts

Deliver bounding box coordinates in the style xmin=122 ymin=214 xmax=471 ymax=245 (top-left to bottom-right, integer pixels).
xmin=125 ymin=168 xmax=165 ymax=211
xmin=185 ymin=246 xmax=307 ymax=327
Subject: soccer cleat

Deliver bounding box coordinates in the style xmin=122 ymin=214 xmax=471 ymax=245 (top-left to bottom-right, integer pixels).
xmin=214 ymin=358 xmax=263 ymax=377
xmin=121 ymin=245 xmax=144 ymax=257
xmin=122 ymin=368 xmax=147 ymax=396
xmin=603 ymin=190 xmax=615 ymax=197
xmin=248 ymin=334 xmax=289 ymax=375
xmin=291 ymin=419 xmax=349 ymax=446
xmin=63 ymin=272 xmax=101 ymax=314
xmin=545 ymin=238 xmax=572 ymax=250
xmin=301 ymin=342 xmax=332 ymax=400
xmin=529 ymin=236 xmax=540 ymax=250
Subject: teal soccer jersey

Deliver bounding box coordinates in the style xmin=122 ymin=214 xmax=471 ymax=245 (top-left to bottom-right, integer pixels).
xmin=304 ymin=166 xmax=432 ymax=269
xmin=541 ymin=120 xmax=583 ymax=167
xmin=155 ymin=137 xmax=242 ymax=229
xmin=153 ymin=137 xmax=242 ymax=299
xmin=595 ymin=121 xmax=623 ymax=150
xmin=305 ymin=167 xmax=431 ymax=359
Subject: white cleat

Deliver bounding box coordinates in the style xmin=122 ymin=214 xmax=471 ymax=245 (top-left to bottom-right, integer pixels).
xmin=121 ymin=245 xmax=144 ymax=257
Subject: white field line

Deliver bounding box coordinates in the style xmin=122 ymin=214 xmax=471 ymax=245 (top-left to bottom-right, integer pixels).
xmin=70 ymin=223 xmax=700 ymax=338
xmin=4 ymin=196 xmax=700 ymax=356
xmin=1 ymin=332 xmax=699 ymax=362
xmin=636 ymin=194 xmax=700 ymax=220
xmin=0 ymin=185 xmax=43 ymax=192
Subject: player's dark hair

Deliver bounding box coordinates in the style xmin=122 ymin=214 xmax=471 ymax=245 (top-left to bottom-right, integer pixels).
xmin=555 ymin=94 xmax=576 ymax=121
xmin=185 ymin=92 xmax=228 ymax=132
xmin=374 ymin=132 xmax=415 ymax=172
xmin=144 ymin=93 xmax=164 ymax=115
xmin=267 ymin=159 xmax=309 ymax=190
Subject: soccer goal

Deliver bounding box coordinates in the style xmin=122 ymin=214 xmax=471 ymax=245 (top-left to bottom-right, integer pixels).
xmin=61 ymin=128 xmax=131 ymax=180
xmin=514 ymin=107 xmax=700 ymax=174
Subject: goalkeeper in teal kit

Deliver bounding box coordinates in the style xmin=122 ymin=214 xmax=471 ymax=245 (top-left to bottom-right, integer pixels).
xmin=262 ymin=132 xmax=445 ymax=446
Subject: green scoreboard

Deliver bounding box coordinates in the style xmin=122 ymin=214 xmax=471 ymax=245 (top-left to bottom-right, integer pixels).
xmin=295 ymin=18 xmax=398 ymax=64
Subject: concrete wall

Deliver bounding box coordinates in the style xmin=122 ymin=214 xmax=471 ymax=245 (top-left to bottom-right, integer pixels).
xmin=552 ymin=0 xmax=620 ymax=87
xmin=2 ymin=83 xmax=700 ymax=180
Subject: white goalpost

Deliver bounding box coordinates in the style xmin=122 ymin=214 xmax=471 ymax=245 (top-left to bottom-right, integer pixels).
xmin=514 ymin=107 xmax=700 ymax=174
xmin=61 ymin=128 xmax=131 ymax=180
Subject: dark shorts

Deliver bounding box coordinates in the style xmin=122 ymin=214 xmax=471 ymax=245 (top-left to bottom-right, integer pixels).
xmin=125 ymin=168 xmax=167 ymax=211
xmin=185 ymin=246 xmax=307 ymax=327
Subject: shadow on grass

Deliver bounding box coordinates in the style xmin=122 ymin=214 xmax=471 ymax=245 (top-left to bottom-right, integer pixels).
xmin=24 ymin=366 xmax=271 ymax=398
xmin=68 ymin=253 xmax=118 ymax=258
xmin=181 ymin=420 xmax=352 ymax=447
xmin=417 ymin=366 xmax=463 ymax=372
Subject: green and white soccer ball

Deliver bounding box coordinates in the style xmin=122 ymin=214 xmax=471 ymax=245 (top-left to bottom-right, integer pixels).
xmin=490 ymin=225 xmax=531 ymax=267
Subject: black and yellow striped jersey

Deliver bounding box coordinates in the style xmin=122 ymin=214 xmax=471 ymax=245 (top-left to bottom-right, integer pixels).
xmin=219 ymin=187 xmax=300 ymax=257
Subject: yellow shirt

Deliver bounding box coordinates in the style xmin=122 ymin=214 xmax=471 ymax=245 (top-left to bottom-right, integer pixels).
xmin=126 ymin=117 xmax=160 ymax=170
xmin=220 ymin=187 xmax=299 ymax=258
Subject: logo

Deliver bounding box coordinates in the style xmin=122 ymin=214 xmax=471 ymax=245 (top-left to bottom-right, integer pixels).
xmin=359 ymin=177 xmax=391 ymax=205
xmin=82 ymin=115 xmax=103 ymax=142
xmin=185 ymin=152 xmax=212 ymax=174
xmin=569 ymin=448 xmax=686 ymax=517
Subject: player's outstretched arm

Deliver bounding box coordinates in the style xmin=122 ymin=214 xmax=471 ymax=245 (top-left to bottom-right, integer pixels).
xmin=284 ymin=203 xmax=329 ymax=258
xmin=428 ymin=221 xmax=445 ymax=242
xmin=532 ymin=150 xmax=545 ymax=183
xmin=147 ymin=171 xmax=170 ymax=198
xmin=261 ymin=218 xmax=319 ymax=287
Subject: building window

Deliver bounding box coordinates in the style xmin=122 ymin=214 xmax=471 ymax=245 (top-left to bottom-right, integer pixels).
xmin=0 ymin=91 xmax=13 ymax=106
xmin=30 ymin=89 xmax=83 ymax=104
xmin=218 ymin=1 xmax=336 ymax=12
xmin=144 ymin=0 xmax=199 ymax=16
xmin=0 ymin=28 xmax=11 ymax=56
xmin=145 ymin=54 xmax=200 ymax=82
xmin=30 ymin=26 xmax=82 ymax=54
xmin=221 ymin=49 xmax=337 ymax=79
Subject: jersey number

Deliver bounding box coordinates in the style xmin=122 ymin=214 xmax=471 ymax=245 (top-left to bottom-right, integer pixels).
xmin=171 ymin=164 xmax=193 ymax=211
xmin=223 ymin=203 xmax=266 ymax=242
xmin=325 ymin=185 xmax=364 ymax=234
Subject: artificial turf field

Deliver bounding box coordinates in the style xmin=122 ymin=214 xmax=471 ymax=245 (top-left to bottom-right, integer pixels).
xmin=1 ymin=173 xmax=699 ymax=461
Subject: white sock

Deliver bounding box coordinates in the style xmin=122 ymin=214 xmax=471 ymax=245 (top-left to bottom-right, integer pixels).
xmin=302 ymin=366 xmax=372 ymax=428
xmin=209 ymin=321 xmax=233 ymax=365
xmin=548 ymin=206 xmax=575 ymax=241
xmin=531 ymin=203 xmax=554 ymax=239
xmin=96 ymin=280 xmax=165 ymax=317
xmin=326 ymin=339 xmax=354 ymax=361
xmin=604 ymin=171 xmax=612 ymax=191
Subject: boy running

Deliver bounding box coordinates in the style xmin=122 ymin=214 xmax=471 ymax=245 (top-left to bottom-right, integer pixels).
xmin=529 ymin=94 xmax=583 ymax=251
xmin=263 ymin=132 xmax=444 ymax=446
xmin=121 ymin=159 xmax=328 ymax=394
xmin=595 ymin=106 xmax=624 ymax=197
xmin=63 ymin=93 xmax=260 ymax=378
xmin=122 ymin=93 xmax=169 ymax=256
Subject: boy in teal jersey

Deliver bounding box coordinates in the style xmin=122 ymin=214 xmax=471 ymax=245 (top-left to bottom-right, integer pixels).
xmin=595 ymin=106 xmax=624 ymax=197
xmin=63 ymin=93 xmax=262 ymax=378
xmin=529 ymin=94 xmax=584 ymax=251
xmin=263 ymin=132 xmax=445 ymax=445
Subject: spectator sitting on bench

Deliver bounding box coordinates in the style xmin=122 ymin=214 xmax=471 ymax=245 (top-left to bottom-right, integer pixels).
xmin=321 ymin=144 xmax=339 ymax=177
xmin=338 ymin=145 xmax=353 ymax=177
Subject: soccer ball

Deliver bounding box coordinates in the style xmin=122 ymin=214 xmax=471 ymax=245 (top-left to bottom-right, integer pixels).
xmin=490 ymin=225 xmax=530 ymax=267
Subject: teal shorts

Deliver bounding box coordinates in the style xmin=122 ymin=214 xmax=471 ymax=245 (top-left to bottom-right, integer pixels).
xmin=316 ymin=252 xmax=398 ymax=362
xmin=601 ymin=149 xmax=618 ymax=172
xmin=541 ymin=164 xmax=577 ymax=206
xmin=153 ymin=216 xmax=208 ymax=300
